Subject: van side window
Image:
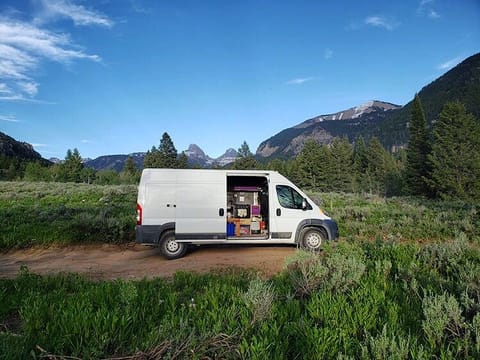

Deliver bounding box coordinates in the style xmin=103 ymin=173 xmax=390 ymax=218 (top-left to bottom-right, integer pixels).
xmin=276 ymin=185 xmax=312 ymax=210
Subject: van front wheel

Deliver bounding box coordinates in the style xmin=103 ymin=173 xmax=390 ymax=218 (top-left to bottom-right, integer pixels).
xmin=301 ymin=228 xmax=326 ymax=252
xmin=159 ymin=231 xmax=187 ymax=260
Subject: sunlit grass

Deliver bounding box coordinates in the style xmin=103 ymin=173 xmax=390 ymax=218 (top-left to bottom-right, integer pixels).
xmin=1 ymin=238 xmax=479 ymax=358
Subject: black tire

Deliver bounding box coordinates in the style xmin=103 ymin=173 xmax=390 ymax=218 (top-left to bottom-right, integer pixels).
xmin=159 ymin=231 xmax=187 ymax=260
xmin=300 ymin=228 xmax=327 ymax=252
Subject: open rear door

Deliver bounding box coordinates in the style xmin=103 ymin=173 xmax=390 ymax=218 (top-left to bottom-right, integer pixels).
xmin=175 ymin=171 xmax=227 ymax=240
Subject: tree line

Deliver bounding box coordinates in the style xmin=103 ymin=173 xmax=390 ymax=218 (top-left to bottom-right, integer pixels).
xmin=1 ymin=99 xmax=479 ymax=200
xmin=275 ymin=98 xmax=480 ymax=201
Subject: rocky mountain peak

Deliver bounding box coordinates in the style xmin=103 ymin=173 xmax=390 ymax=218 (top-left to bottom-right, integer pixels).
xmin=256 ymin=100 xmax=401 ymax=158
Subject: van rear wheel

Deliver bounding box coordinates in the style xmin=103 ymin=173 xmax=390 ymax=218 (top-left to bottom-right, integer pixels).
xmin=159 ymin=231 xmax=187 ymax=260
xmin=301 ymin=228 xmax=326 ymax=252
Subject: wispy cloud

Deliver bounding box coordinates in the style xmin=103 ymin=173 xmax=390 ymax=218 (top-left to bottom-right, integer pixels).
xmin=81 ymin=139 xmax=94 ymax=144
xmin=0 ymin=1 xmax=112 ymax=102
xmin=285 ymin=77 xmax=316 ymax=85
xmin=324 ymin=48 xmax=333 ymax=60
xmin=417 ymin=0 xmax=440 ymax=19
xmin=437 ymin=56 xmax=463 ymax=71
xmin=0 ymin=114 xmax=19 ymax=122
xmin=364 ymin=15 xmax=399 ymax=31
xmin=129 ymin=0 xmax=152 ymax=14
xmin=36 ymin=0 xmax=114 ymax=27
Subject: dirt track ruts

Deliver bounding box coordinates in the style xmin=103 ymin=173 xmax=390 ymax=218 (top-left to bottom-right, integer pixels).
xmin=0 ymin=243 xmax=297 ymax=280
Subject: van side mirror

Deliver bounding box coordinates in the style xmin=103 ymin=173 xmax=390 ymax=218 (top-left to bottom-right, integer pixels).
xmin=302 ymin=198 xmax=308 ymax=210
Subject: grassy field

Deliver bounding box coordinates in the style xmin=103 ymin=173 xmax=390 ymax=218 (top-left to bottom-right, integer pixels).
xmin=1 ymin=240 xmax=480 ymax=359
xmin=1 ymin=181 xmax=479 ymax=250
xmin=0 ymin=182 xmax=136 ymax=249
xmin=1 ymin=181 xmax=480 ymax=358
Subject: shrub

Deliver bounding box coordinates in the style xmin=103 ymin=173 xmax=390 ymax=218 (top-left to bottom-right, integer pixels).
xmin=422 ymin=292 xmax=465 ymax=347
xmin=362 ymin=325 xmax=411 ymax=360
xmin=285 ymin=247 xmax=366 ymax=297
xmin=242 ymin=278 xmax=275 ymax=324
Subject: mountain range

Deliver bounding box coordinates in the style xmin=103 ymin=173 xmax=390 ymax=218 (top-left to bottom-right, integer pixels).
xmin=2 ymin=52 xmax=479 ymax=170
xmin=257 ymin=52 xmax=480 ymax=158
xmin=83 ymin=146 xmax=239 ymax=172
xmin=256 ymin=100 xmax=401 ymax=158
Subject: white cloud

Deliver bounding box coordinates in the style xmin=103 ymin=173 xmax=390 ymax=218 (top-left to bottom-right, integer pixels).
xmin=417 ymin=0 xmax=440 ymax=19
xmin=0 ymin=15 xmax=102 ymax=101
xmin=324 ymin=48 xmax=333 ymax=60
xmin=437 ymin=56 xmax=463 ymax=70
xmin=32 ymin=143 xmax=48 ymax=147
xmin=285 ymin=77 xmax=315 ymax=85
xmin=36 ymin=0 xmax=114 ymax=27
xmin=364 ymin=15 xmax=398 ymax=31
xmin=0 ymin=114 xmax=19 ymax=122
xmin=0 ymin=1 xmax=112 ymax=102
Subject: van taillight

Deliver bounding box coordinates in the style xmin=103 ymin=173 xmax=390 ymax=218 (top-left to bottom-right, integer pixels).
xmin=136 ymin=204 xmax=142 ymax=225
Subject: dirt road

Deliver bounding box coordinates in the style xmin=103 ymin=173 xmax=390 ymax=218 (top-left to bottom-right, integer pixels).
xmin=0 ymin=243 xmax=297 ymax=280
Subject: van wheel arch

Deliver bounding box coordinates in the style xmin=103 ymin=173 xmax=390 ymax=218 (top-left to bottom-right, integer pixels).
xmin=159 ymin=230 xmax=187 ymax=260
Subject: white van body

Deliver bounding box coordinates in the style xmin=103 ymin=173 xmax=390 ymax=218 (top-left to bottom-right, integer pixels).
xmin=136 ymin=169 xmax=338 ymax=259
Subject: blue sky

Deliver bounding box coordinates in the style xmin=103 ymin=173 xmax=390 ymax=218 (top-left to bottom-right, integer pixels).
xmin=1 ymin=0 xmax=479 ymax=160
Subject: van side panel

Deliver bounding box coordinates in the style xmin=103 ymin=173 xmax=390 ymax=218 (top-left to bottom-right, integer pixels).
xmin=143 ymin=183 xmax=176 ymax=226
xmin=175 ymin=171 xmax=227 ymax=240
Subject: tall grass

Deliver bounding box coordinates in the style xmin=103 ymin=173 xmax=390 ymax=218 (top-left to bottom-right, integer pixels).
xmin=1 ymin=182 xmax=480 ymax=250
xmin=0 ymin=182 xmax=136 ymax=249
xmin=310 ymin=192 xmax=480 ymax=244
xmin=1 ymin=238 xmax=480 ymax=359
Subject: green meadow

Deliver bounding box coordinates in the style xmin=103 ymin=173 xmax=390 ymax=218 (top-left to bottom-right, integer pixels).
xmin=1 ymin=181 xmax=480 ymax=359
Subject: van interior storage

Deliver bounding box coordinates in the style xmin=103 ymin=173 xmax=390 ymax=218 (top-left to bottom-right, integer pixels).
xmin=226 ymin=176 xmax=269 ymax=239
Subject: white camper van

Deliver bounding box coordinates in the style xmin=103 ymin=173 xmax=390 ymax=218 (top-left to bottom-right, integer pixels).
xmin=136 ymin=169 xmax=338 ymax=259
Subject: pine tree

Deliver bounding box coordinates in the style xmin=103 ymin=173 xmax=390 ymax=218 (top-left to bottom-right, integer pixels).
xmin=62 ymin=148 xmax=84 ymax=182
xmin=330 ymin=137 xmax=354 ymax=192
xmin=158 ymin=132 xmax=178 ymax=168
xmin=143 ymin=132 xmax=179 ymax=168
xmin=405 ymin=94 xmax=431 ymax=196
xmin=232 ymin=141 xmax=258 ymax=170
xmin=353 ymin=136 xmax=370 ymax=192
xmin=427 ymin=101 xmax=480 ymax=200
xmin=123 ymin=156 xmax=138 ymax=175
xmin=296 ymin=139 xmax=323 ymax=189
xmin=366 ymin=137 xmax=396 ymax=195
xmin=143 ymin=146 xmax=158 ymax=168
xmin=120 ymin=156 xmax=139 ymax=183
xmin=177 ymin=152 xmax=189 ymax=169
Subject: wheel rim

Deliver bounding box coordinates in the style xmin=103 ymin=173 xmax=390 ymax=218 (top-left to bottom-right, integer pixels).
xmin=166 ymin=238 xmax=180 ymax=253
xmin=305 ymin=231 xmax=322 ymax=249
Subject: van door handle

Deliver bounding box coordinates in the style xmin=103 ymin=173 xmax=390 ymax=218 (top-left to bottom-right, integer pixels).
xmin=276 ymin=208 xmax=281 ymax=216
xmin=219 ymin=208 xmax=225 ymax=216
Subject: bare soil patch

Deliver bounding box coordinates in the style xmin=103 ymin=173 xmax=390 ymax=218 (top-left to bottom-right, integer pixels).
xmin=0 ymin=243 xmax=296 ymax=280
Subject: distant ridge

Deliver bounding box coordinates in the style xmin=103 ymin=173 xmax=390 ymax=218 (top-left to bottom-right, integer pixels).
xmin=0 ymin=131 xmax=48 ymax=163
xmin=84 ymin=146 xmax=238 ymax=171
xmin=256 ymin=52 xmax=480 ymax=158
xmin=256 ymin=101 xmax=401 ymax=158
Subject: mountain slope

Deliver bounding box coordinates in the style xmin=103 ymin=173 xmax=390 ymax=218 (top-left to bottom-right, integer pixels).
xmin=376 ymin=52 xmax=480 ymax=149
xmin=257 ymin=101 xmax=401 ymax=158
xmin=85 ymin=153 xmax=145 ymax=172
xmin=256 ymin=52 xmax=480 ymax=158
xmin=0 ymin=131 xmax=47 ymax=162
